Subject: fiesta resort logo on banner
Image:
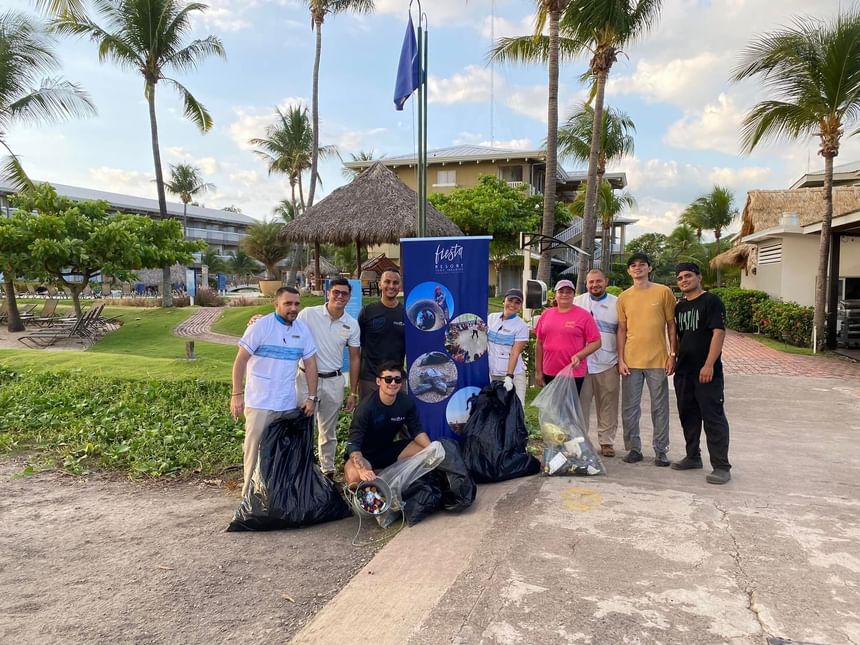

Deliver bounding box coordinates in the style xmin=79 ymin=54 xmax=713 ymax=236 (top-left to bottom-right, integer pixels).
xmin=434 ymin=243 xmax=464 ymax=273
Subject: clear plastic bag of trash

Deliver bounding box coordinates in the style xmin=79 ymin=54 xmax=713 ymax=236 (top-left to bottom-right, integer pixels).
xmin=531 ymin=366 xmax=606 ymax=476
xmin=373 ymin=441 xmax=446 ymax=527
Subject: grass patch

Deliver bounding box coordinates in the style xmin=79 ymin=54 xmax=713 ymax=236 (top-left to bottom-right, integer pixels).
xmin=748 ymin=333 xmax=815 ymax=356
xmin=211 ymin=296 xmax=327 ymax=337
xmin=0 ymin=368 xmax=243 ymax=477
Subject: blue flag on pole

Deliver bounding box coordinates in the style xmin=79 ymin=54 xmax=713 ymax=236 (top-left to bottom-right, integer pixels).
xmin=393 ymin=14 xmax=419 ymax=111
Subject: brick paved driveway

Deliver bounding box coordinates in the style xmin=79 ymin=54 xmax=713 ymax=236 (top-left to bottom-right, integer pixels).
xmin=722 ymin=329 xmax=860 ymax=379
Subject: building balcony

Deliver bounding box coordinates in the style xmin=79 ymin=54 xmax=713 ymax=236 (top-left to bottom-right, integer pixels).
xmin=185 ymin=227 xmax=246 ymax=244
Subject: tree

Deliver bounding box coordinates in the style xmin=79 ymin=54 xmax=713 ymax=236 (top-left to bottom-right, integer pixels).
xmin=680 ymin=186 xmax=737 ymax=287
xmin=54 ymin=0 xmax=226 ymax=307
xmin=200 ymin=247 xmax=226 ymax=274
xmin=11 ymin=184 xmax=203 ymax=316
xmin=561 ymin=0 xmax=662 ymax=292
xmin=491 ymin=0 xmax=572 ymax=285
xmin=732 ymin=9 xmax=860 ymax=349
xmin=240 ymin=220 xmax=291 ymax=281
xmin=250 ymin=104 xmax=334 ymax=286
xmin=164 ymin=163 xmax=214 ymax=236
xmin=0 ymin=211 xmax=38 ymax=332
xmin=340 ymin=150 xmax=382 ymax=180
xmin=0 ymin=11 xmax=95 ymax=190
xmin=558 ymin=103 xmax=635 ymax=179
xmin=429 ymin=176 xmax=544 ymax=296
xmin=273 ymin=199 xmax=296 ymax=223
xmin=226 ymin=249 xmax=261 ymax=283
xmin=221 ymin=205 xmax=242 ymax=213
xmin=303 ymin=0 xmax=374 ymax=212
xmin=570 ymin=179 xmax=635 ymax=273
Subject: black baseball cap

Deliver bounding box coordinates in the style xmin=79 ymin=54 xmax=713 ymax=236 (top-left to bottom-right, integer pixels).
xmin=627 ymin=252 xmax=652 ymax=267
xmin=676 ymin=262 xmax=701 ymax=275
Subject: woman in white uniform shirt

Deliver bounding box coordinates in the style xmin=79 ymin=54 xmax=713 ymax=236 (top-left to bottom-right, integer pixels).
xmin=487 ymin=289 xmax=530 ymax=405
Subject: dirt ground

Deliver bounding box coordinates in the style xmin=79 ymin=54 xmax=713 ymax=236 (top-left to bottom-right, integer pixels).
xmin=0 ymin=457 xmax=380 ymax=644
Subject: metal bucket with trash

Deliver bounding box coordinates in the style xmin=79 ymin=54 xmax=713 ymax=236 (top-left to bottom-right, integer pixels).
xmin=349 ymin=478 xmax=393 ymax=518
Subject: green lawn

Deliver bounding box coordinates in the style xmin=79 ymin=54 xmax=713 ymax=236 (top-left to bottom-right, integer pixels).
xmin=0 ymin=306 xmax=236 ymax=381
xmin=749 ymin=333 xmax=816 ymax=356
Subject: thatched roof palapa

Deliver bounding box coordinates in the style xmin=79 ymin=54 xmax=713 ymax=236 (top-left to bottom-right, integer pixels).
xmin=740 ymin=186 xmax=860 ymax=238
xmin=303 ymin=256 xmax=340 ymax=277
xmin=280 ymin=162 xmax=462 ymax=245
xmin=710 ymin=243 xmax=756 ymax=274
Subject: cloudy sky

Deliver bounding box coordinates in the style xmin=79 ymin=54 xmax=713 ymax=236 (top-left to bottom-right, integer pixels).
xmin=6 ymin=0 xmax=850 ymax=239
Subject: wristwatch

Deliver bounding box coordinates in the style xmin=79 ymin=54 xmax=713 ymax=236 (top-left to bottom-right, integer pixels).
xmin=307 ymin=395 xmax=320 ymax=402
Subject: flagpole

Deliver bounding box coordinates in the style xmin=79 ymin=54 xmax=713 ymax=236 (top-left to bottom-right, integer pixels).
xmin=416 ymin=13 xmax=424 ymax=237
xmin=420 ymin=11 xmax=428 ymax=237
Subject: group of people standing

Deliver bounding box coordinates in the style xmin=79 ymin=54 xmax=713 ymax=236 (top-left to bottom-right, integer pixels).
xmin=230 ymin=254 xmax=732 ymax=498
xmin=532 ymin=253 xmax=732 ymax=484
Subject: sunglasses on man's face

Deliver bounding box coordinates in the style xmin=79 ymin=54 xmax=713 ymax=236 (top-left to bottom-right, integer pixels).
xmin=330 ymin=289 xmax=351 ymax=299
xmin=380 ymin=375 xmax=403 ymax=384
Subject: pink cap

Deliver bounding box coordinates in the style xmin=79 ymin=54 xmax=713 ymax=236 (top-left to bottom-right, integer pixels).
xmin=554 ymin=279 xmax=575 ymax=291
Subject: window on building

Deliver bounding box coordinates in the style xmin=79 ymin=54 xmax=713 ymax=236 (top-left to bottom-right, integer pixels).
xmin=500 ymin=166 xmax=523 ymax=183
xmin=435 ymin=170 xmax=456 ymax=186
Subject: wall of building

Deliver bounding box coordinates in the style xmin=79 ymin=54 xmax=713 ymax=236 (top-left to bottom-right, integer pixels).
xmin=392 ymin=161 xmax=534 ymax=195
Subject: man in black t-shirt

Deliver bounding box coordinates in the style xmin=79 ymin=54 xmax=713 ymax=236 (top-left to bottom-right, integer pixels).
xmin=670 ymin=262 xmax=732 ymax=484
xmin=345 ymin=362 xmax=431 ymax=485
xmin=357 ymin=269 xmax=406 ymax=401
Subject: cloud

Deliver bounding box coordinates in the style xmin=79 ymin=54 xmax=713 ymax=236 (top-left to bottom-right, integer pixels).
xmin=429 ymin=65 xmax=492 ymax=105
xmin=227 ymin=96 xmax=308 ymax=151
xmin=195 ymin=0 xmax=260 ymax=32
xmin=479 ymin=14 xmax=536 ymax=40
xmin=87 ymin=166 xmax=155 ymax=199
xmin=627 ymin=196 xmax=688 ymax=238
xmin=373 ymin=0 xmax=484 ymax=25
xmin=478 ymin=138 xmax=531 ymax=150
xmin=326 ymin=126 xmax=387 ymax=152
xmin=663 ymin=94 xmax=746 ymax=155
xmin=166 ymin=147 xmax=192 ymax=161
xmin=197 ymin=157 xmax=221 ymax=176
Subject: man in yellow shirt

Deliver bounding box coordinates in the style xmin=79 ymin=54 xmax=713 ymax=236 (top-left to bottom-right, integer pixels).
xmin=617 ymin=252 xmax=678 ymax=466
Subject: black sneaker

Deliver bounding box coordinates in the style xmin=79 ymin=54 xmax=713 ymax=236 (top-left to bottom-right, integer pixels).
xmin=671 ymin=456 xmax=703 ymax=470
xmin=622 ymin=450 xmax=643 ymax=463
xmin=655 ymin=453 xmax=670 ymax=467
xmin=706 ymin=469 xmax=731 ymax=485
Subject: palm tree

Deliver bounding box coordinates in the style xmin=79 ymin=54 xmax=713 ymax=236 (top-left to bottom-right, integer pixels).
xmin=558 ymin=104 xmax=635 ymax=182
xmin=492 ymin=0 xmax=572 ymax=284
xmin=54 ymin=0 xmax=225 ymax=307
xmin=732 ymin=9 xmax=860 ymax=349
xmin=0 ymin=11 xmax=95 ymax=191
xmin=164 ymin=163 xmax=214 ymax=237
xmin=341 ymin=150 xmax=381 ymax=180
xmin=240 ymin=220 xmax=292 ymax=281
xmin=561 ymin=0 xmax=662 ymax=292
xmin=304 ymin=0 xmax=374 ymax=211
xmin=250 ymin=104 xmax=334 ymax=286
xmin=273 ymin=198 xmax=296 ymax=223
xmin=570 ymin=180 xmax=635 ymax=273
xmin=681 ymin=186 xmax=737 ymax=287
xmin=199 ymin=247 xmax=226 ymax=275
xmin=227 ymin=249 xmax=261 ymax=284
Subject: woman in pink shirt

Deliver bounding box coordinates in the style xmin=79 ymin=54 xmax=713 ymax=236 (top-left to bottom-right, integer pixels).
xmin=535 ymin=279 xmax=602 ymax=393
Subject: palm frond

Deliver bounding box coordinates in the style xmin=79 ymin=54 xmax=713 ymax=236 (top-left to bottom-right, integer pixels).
xmin=0 ymin=149 xmax=34 ymax=192
xmin=489 ymin=34 xmax=582 ymax=65
xmin=163 ymin=36 xmax=226 ymax=73
xmin=7 ymin=78 xmax=96 ymax=124
xmin=164 ymin=78 xmax=213 ymax=132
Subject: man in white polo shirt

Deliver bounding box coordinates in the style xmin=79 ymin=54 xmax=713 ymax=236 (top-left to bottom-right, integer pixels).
xmin=296 ymin=277 xmax=361 ymax=478
xmin=487 ymin=288 xmax=530 ymax=405
xmin=231 ymin=286 xmax=319 ymax=496
xmin=574 ymin=268 xmax=620 ymax=457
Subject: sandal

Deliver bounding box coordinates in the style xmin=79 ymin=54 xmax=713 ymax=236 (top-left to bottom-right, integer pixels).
xmin=600 ymin=445 xmax=615 ymax=458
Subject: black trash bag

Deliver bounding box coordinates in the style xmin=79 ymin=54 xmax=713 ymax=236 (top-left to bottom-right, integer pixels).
xmin=227 ymin=411 xmax=351 ymax=531
xmin=401 ymin=474 xmax=443 ymax=526
xmin=436 ymin=438 xmax=477 ymax=512
xmin=460 ymin=382 xmax=541 ymax=483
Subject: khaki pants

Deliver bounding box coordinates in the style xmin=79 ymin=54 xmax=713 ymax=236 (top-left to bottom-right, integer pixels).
xmin=296 ymin=371 xmax=345 ymax=473
xmin=580 ymin=366 xmax=620 ymax=446
xmin=242 ymin=407 xmax=280 ymax=497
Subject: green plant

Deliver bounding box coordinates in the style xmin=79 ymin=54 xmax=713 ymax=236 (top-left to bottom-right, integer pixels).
xmin=193 ymin=288 xmax=225 ymax=307
xmin=751 ymin=299 xmax=814 ymax=348
xmin=0 ymin=369 xmax=243 ymax=477
xmin=605 ymin=285 xmax=622 ymax=296
xmin=710 ymin=287 xmax=770 ymax=332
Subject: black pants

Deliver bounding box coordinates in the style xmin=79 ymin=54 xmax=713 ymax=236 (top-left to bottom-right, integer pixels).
xmin=543 ymin=374 xmax=584 ymax=393
xmin=673 ymin=372 xmax=731 ymax=470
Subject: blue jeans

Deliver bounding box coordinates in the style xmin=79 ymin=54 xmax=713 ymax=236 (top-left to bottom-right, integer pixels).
xmin=621 ymin=368 xmax=670 ymax=455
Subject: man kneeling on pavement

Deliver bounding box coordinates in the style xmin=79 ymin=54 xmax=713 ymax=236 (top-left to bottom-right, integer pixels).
xmin=344 ymin=362 xmax=431 ymax=485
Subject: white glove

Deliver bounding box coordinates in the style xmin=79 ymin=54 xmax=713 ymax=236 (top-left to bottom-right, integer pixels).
xmin=503 ymin=376 xmax=514 ymax=392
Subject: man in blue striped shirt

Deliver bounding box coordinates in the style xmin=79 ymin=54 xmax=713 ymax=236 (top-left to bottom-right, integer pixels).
xmin=231 ymin=286 xmax=319 ymax=496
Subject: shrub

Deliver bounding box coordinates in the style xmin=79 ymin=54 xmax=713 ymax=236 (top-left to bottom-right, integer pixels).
xmin=193 ymin=288 xmax=225 ymax=307
xmin=115 ymin=296 xmax=160 ymax=307
xmin=229 ymin=295 xmax=267 ymax=307
xmin=751 ymin=299 xmax=814 ymax=348
xmin=710 ymin=287 xmax=770 ymax=332
xmin=606 ymin=285 xmax=623 ymax=296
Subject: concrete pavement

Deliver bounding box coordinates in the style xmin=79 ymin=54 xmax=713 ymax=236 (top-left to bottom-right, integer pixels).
xmin=293 ymin=374 xmax=860 ymax=644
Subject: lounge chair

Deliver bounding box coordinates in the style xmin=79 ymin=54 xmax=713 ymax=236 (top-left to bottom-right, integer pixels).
xmin=23 ymin=299 xmax=61 ymax=326
xmin=18 ymin=304 xmax=104 ymax=348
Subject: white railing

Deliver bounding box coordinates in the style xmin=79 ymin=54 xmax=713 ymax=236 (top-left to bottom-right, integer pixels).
xmin=506 ymin=181 xmax=536 ymax=196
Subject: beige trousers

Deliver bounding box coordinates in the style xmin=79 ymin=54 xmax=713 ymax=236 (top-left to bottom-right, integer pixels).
xmin=580 ymin=366 xmax=620 ymax=446
xmin=242 ymin=407 xmax=280 ymax=497
xmin=296 ymin=372 xmax=345 ymax=473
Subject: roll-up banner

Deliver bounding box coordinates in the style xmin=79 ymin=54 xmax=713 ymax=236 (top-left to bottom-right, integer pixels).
xmin=401 ymin=236 xmax=491 ymax=441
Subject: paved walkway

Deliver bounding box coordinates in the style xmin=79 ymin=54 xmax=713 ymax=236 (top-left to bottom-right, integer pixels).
xmin=722 ymin=329 xmax=860 ymax=379
xmin=172 ymin=307 xmax=237 ymax=345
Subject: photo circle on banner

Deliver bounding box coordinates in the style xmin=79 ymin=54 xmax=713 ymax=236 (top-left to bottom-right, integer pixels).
xmin=405 ymin=281 xmax=454 ymax=332
xmin=445 ymin=313 xmax=488 ymax=363
xmin=408 ymin=351 xmax=458 ymax=403
xmin=446 ymin=386 xmax=481 ymax=435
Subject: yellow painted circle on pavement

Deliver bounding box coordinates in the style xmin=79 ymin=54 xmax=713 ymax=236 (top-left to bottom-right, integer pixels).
xmin=560 ymin=487 xmax=603 ymax=512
